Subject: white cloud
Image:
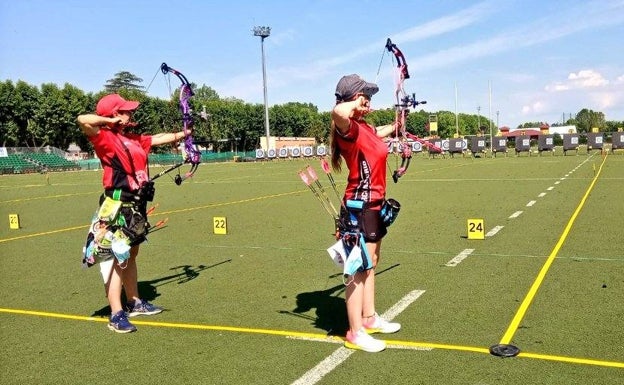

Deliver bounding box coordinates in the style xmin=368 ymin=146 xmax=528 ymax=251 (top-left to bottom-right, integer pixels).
xmin=545 ymin=69 xmax=609 ymax=92
xmin=521 ymin=101 xmax=546 ymax=115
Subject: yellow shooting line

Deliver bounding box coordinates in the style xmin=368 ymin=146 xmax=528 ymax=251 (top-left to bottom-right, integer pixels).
xmin=0 ymin=191 xmax=98 ymax=204
xmin=1 ymin=307 xmax=622 ymax=369
xmin=0 ymin=189 xmax=305 ymax=244
xmin=499 ymin=153 xmax=609 ymax=345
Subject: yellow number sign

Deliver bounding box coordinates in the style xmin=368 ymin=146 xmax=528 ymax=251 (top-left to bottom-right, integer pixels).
xmin=467 ymin=219 xmax=485 ymax=240
xmin=9 ymin=214 xmax=20 ymax=229
xmin=213 ymin=217 xmax=227 ymax=235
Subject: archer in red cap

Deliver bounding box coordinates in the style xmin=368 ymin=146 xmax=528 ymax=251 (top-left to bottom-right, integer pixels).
xmin=96 ymin=94 xmax=140 ymax=117
xmin=76 ymin=94 xmax=192 ymax=334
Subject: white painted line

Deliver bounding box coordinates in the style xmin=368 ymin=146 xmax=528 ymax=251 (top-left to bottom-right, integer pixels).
xmin=486 ymin=225 xmax=504 ymax=237
xmin=445 ymin=249 xmax=475 ymax=267
xmin=509 ymin=211 xmax=523 ymax=219
xmin=526 ymin=200 xmax=536 ymax=207
xmin=554 ymin=181 xmax=560 ymax=185
xmin=538 ymin=192 xmax=546 ymax=198
xmin=547 ymin=186 xmax=554 ymax=191
xmin=291 ymin=348 xmax=355 ymax=385
xmin=291 ymin=290 xmax=425 ymax=385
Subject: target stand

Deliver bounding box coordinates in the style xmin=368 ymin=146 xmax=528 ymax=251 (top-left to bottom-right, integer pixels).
xmin=489 ymin=344 xmax=520 ymax=357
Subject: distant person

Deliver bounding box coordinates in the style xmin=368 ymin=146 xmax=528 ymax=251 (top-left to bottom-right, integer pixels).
xmin=330 ymin=74 xmax=401 ymax=352
xmin=77 ymin=94 xmax=190 ymax=333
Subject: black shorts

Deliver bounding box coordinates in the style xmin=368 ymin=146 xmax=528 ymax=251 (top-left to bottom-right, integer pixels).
xmin=339 ymin=205 xmax=387 ymax=243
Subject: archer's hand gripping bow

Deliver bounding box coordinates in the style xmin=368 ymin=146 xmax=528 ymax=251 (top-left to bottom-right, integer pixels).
xmin=150 ymin=63 xmax=201 ymax=185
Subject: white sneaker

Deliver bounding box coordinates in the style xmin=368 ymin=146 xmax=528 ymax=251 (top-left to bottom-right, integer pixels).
xmin=363 ymin=313 xmax=401 ymax=334
xmin=344 ymin=328 xmax=386 ymax=353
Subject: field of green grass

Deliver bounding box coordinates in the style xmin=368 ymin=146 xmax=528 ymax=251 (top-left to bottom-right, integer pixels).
xmin=1 ymin=151 xmax=622 ymax=384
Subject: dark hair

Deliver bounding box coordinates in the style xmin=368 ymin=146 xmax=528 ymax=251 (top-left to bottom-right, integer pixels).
xmin=329 ymin=120 xmax=342 ymax=172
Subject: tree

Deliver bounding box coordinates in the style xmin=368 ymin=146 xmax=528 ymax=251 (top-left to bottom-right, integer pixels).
xmin=104 ymin=71 xmax=144 ymax=93
xmin=575 ymin=108 xmax=606 ymax=132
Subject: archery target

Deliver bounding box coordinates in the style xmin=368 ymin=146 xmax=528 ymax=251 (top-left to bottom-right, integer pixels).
xmin=267 ymin=148 xmax=277 ymax=158
xmin=515 ymin=136 xmax=531 ymax=152
xmin=291 ymin=147 xmax=301 ymax=157
xmin=612 ymin=132 xmax=624 ymax=149
xmin=316 ymin=146 xmax=327 ymax=156
xmin=255 ymin=149 xmax=265 ymax=159
xmin=428 ymin=139 xmax=442 ymax=153
xmin=538 ymin=135 xmax=554 ymax=151
xmin=411 ymin=141 xmax=422 ymax=152
xmin=586 ymin=132 xmax=604 ymax=149
xmin=492 ymin=137 xmax=507 ymax=152
xmin=470 ymin=136 xmax=486 ymax=153
xmin=441 ymin=139 xmax=450 ymax=151
xmin=562 ymin=134 xmax=579 ymax=150
xmin=278 ymin=148 xmax=288 ymax=158
xmin=303 ymin=146 xmax=314 ymax=157
xmin=448 ymin=138 xmax=465 ymax=153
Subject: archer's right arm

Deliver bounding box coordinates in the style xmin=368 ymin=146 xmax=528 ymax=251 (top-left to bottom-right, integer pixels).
xmin=77 ymin=114 xmax=120 ymax=137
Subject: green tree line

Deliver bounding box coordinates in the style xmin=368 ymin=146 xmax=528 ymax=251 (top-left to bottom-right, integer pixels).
xmin=1 ymin=72 xmax=622 ymax=153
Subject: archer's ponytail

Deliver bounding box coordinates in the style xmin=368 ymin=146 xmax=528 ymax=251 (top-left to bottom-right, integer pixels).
xmin=329 ymin=120 xmax=342 ymax=172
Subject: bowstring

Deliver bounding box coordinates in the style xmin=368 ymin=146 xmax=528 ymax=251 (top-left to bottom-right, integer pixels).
xmin=145 ymin=65 xmax=182 ymax=183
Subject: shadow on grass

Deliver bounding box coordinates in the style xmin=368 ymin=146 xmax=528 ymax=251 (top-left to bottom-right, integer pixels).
xmin=289 ymin=280 xmax=349 ymax=336
xmin=283 ymin=263 xmax=400 ymax=336
xmin=91 ymin=259 xmax=232 ymax=317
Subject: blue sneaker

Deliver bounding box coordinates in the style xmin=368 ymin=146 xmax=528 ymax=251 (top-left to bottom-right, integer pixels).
xmin=126 ymin=299 xmax=163 ymax=317
xmin=107 ymin=310 xmax=137 ymax=333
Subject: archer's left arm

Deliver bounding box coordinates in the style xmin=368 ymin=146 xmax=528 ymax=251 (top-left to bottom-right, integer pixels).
xmin=151 ymin=130 xmax=189 ymax=146
xmin=374 ymin=124 xmax=396 ymax=138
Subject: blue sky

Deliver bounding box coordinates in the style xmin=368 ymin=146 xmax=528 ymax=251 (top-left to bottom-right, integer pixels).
xmin=1 ymin=0 xmax=623 ymax=129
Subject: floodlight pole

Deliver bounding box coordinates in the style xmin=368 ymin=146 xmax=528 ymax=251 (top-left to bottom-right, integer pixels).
xmin=488 ymin=80 xmax=493 ymax=153
xmin=254 ymin=26 xmax=271 ymax=151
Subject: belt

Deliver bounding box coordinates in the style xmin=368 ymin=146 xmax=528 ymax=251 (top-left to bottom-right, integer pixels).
xmin=104 ymin=188 xmax=142 ymax=202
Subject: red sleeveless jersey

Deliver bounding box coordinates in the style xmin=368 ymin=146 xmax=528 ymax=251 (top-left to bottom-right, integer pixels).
xmin=335 ymin=118 xmax=387 ymax=208
xmin=89 ymin=129 xmax=152 ymax=192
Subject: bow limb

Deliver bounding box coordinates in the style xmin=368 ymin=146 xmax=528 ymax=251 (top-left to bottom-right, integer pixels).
xmin=159 ymin=63 xmax=201 ymax=185
xmin=383 ymin=39 xmax=430 ymax=182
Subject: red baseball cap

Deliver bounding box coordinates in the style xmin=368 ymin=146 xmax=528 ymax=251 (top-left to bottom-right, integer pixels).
xmin=96 ymin=94 xmax=140 ymax=117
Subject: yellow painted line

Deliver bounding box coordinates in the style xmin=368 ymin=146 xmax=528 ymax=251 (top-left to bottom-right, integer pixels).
xmin=0 ymin=224 xmax=90 ymax=243
xmin=1 ymin=307 xmax=622 ymax=369
xmin=500 ymin=153 xmax=609 ymax=345
xmin=0 ymin=189 xmax=304 ymax=244
xmin=517 ymin=351 xmax=624 ymax=369
xmin=0 ymin=191 xmax=98 ymax=204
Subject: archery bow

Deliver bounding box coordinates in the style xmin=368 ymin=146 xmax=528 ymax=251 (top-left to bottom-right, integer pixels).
xmin=150 ymin=63 xmax=201 ymax=185
xmin=383 ymin=38 xmax=440 ymax=182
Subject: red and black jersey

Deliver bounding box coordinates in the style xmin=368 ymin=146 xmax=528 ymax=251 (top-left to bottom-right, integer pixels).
xmin=89 ymin=129 xmax=152 ymax=192
xmin=334 ymin=118 xmax=388 ymax=209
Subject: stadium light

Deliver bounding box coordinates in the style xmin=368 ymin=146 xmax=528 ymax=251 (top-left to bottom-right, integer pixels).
xmin=253 ymin=26 xmax=271 ymax=151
